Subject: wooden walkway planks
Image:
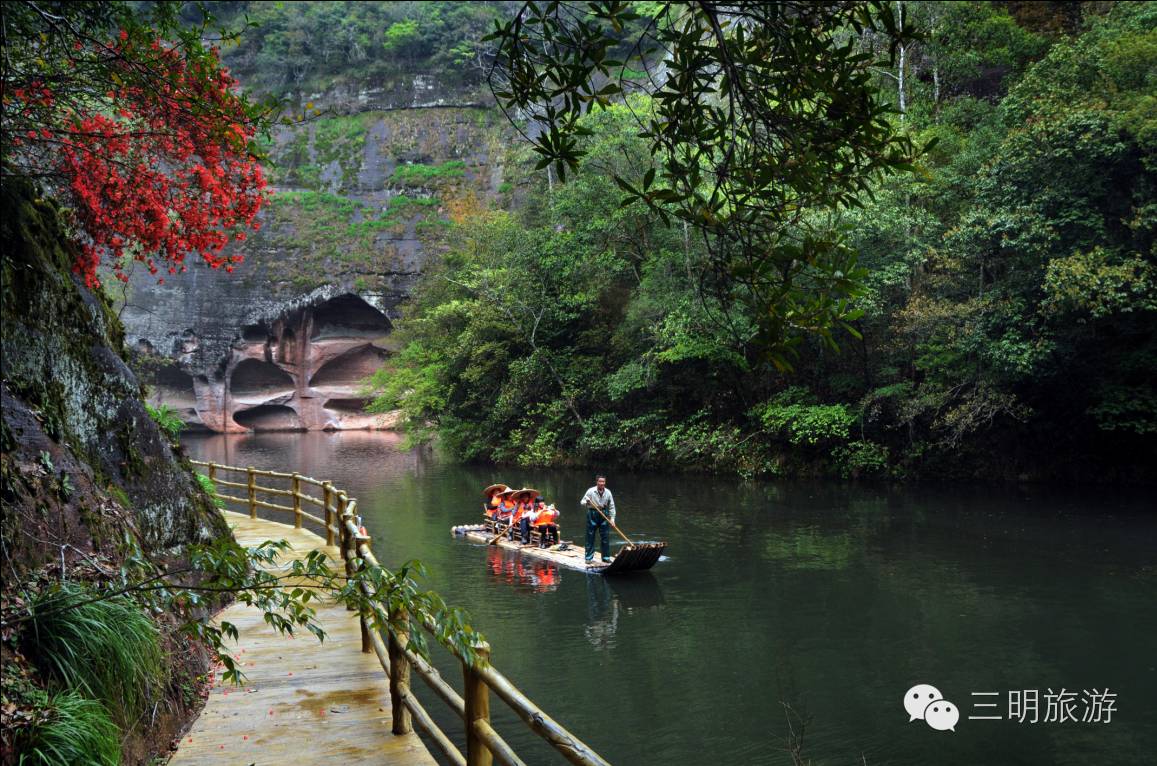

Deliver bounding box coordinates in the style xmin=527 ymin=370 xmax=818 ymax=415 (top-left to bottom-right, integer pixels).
xmin=168 ymin=511 xmax=437 ymax=766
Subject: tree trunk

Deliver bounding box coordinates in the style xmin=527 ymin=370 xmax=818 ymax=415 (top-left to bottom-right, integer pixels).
xmin=896 ymin=1 xmax=906 ymax=121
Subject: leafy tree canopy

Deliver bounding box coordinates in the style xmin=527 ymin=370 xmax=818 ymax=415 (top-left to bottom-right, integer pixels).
xmin=1 ymin=1 xmax=271 ymax=286
xmin=485 ymin=1 xmax=922 ymax=365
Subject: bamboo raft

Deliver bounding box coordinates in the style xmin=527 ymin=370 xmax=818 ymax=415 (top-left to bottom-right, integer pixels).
xmin=451 ymin=522 xmax=666 ymax=575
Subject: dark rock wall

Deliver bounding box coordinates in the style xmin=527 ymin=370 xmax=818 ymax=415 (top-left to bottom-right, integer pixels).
xmin=0 ymin=182 xmax=227 ymax=574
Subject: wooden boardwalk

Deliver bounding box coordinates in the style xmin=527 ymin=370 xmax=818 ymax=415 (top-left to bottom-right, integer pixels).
xmin=168 ymin=511 xmax=437 ymax=766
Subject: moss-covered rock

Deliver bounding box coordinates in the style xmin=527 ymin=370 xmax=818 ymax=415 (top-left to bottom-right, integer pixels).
xmin=0 ymin=180 xmax=228 ymax=573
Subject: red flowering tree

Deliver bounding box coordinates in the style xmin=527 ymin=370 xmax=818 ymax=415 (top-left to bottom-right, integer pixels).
xmin=1 ymin=1 xmax=269 ymax=287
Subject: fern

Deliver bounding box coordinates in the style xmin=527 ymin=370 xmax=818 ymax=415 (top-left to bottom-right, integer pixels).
xmin=196 ymin=472 xmax=224 ymax=508
xmin=145 ymin=402 xmax=183 ymax=441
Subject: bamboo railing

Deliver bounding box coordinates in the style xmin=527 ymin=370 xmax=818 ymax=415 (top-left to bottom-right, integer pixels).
xmin=190 ymin=459 xmax=611 ymax=766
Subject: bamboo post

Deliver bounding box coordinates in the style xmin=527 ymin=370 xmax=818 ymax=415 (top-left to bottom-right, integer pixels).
xmin=246 ymin=466 xmax=257 ymax=518
xmin=357 ymin=530 xmax=373 ymax=654
xmin=207 ymin=462 xmax=217 ymax=488
xmin=464 ymin=642 xmax=493 ymax=766
xmin=322 ymin=481 xmax=334 ymax=546
xmin=388 ymin=607 xmax=413 ymax=735
xmin=291 ymin=472 xmax=302 ymax=528
xmin=339 ymin=493 xmax=356 ymax=613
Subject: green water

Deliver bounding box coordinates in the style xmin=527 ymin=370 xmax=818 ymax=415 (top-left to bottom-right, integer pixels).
xmin=186 ymin=432 xmax=1156 ymax=766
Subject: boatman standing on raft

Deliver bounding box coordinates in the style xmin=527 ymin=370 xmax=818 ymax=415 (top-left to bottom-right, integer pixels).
xmin=580 ymin=475 xmax=616 ymax=565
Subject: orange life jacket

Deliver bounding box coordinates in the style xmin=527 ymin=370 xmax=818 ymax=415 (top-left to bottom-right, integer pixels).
xmin=513 ymin=500 xmax=533 ymax=522
xmin=497 ymin=499 xmax=516 ymax=519
xmin=534 ymin=506 xmax=558 ymax=526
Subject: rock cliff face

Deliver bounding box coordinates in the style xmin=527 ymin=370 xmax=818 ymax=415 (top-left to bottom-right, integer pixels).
xmin=141 ymin=288 xmax=396 ymax=433
xmin=119 ymin=100 xmax=517 ymax=432
xmin=0 ymin=182 xmax=227 ymax=573
xmin=290 ymin=72 xmax=489 ymax=114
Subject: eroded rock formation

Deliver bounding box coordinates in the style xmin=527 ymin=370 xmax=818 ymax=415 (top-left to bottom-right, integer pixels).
xmin=148 ymin=291 xmax=397 ymax=433
xmin=118 ymin=98 xmax=516 ymax=433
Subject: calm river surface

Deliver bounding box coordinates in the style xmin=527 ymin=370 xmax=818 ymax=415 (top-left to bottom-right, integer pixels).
xmin=185 ymin=432 xmax=1156 ymax=766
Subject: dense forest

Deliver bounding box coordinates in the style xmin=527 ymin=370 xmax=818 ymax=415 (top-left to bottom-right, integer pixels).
xmin=361 ymin=1 xmax=1156 ymax=482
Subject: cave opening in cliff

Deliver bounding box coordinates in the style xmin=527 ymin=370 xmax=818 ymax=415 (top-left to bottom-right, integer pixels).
xmin=232 ymin=404 xmax=305 ymax=431
xmin=322 ymin=397 xmax=370 ymax=413
xmin=278 ymin=327 xmax=297 ymax=364
xmin=151 ymin=363 xmax=198 ymax=410
xmin=241 ymin=323 xmax=270 ymax=342
xmin=230 ymin=358 xmax=296 ymax=401
xmin=310 ymin=294 xmax=392 ymax=341
xmin=309 ymin=344 xmax=388 ymax=388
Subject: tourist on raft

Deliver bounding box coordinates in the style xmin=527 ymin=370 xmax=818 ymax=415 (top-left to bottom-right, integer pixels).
xmin=511 ymin=488 xmax=539 ymax=544
xmin=482 ymin=483 xmax=508 ymax=519
xmin=533 ymin=496 xmax=560 ymax=548
xmin=492 ymin=488 xmax=518 ymax=535
xmin=580 ymin=475 xmax=616 ymax=564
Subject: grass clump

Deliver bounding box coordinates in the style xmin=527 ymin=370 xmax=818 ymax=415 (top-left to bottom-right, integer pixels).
xmin=19 ymin=690 xmax=120 ymax=766
xmin=392 ymin=160 xmax=466 ymax=186
xmin=25 ymin=583 xmax=164 ymax=722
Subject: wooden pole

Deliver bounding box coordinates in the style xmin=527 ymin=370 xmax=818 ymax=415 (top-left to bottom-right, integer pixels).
xmin=464 ymin=642 xmax=493 ymax=766
xmin=357 ymin=531 xmax=373 ymax=654
xmin=339 ymin=493 xmax=356 ymax=613
xmin=591 ymin=506 xmax=634 ymax=546
xmin=388 ymin=607 xmax=413 ymax=735
xmin=292 ymin=472 xmax=302 ymax=528
xmin=208 ymin=462 xmax=217 ymax=488
xmin=246 ymin=466 xmax=257 ymax=518
xmin=323 ymin=481 xmax=334 ymax=546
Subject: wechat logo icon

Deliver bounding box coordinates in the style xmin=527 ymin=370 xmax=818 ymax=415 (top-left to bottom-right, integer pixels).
xmin=904 ymin=684 xmax=960 ymax=732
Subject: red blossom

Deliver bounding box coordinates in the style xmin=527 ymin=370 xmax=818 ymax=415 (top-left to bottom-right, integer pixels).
xmin=14 ymin=35 xmax=266 ymax=287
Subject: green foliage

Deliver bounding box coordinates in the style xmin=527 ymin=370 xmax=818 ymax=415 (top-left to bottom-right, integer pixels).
xmin=17 ymin=691 xmax=120 ymax=766
xmin=372 ymin=2 xmax=1156 ymax=481
xmin=832 ymin=440 xmax=891 ymax=479
xmin=1043 ymin=249 xmax=1157 ymax=319
xmin=1087 ymin=385 xmax=1157 ymax=436
xmin=25 ymin=584 xmax=163 ymax=722
xmin=487 ymin=1 xmax=918 ymax=362
xmin=755 ymin=389 xmax=855 ymax=447
xmin=927 ymin=1 xmax=1050 ymax=97
xmin=145 ymin=403 xmax=183 ymax=441
xmin=196 ymin=473 xmax=224 ymax=509
xmin=382 ymin=19 xmax=423 ymax=56
xmin=216 ymin=1 xmax=506 ymax=97
xmin=393 ymin=161 xmax=467 ymax=187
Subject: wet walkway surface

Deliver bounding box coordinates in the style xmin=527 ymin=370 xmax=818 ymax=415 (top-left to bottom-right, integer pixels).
xmin=168 ymin=511 xmax=437 ymax=766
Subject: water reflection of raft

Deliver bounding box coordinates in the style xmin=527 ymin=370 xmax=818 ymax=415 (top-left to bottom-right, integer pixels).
xmin=450 ymin=523 xmax=666 ymax=575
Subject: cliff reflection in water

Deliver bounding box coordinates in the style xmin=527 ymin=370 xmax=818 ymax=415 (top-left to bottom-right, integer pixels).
xmin=185 ymin=431 xmax=432 ymax=494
